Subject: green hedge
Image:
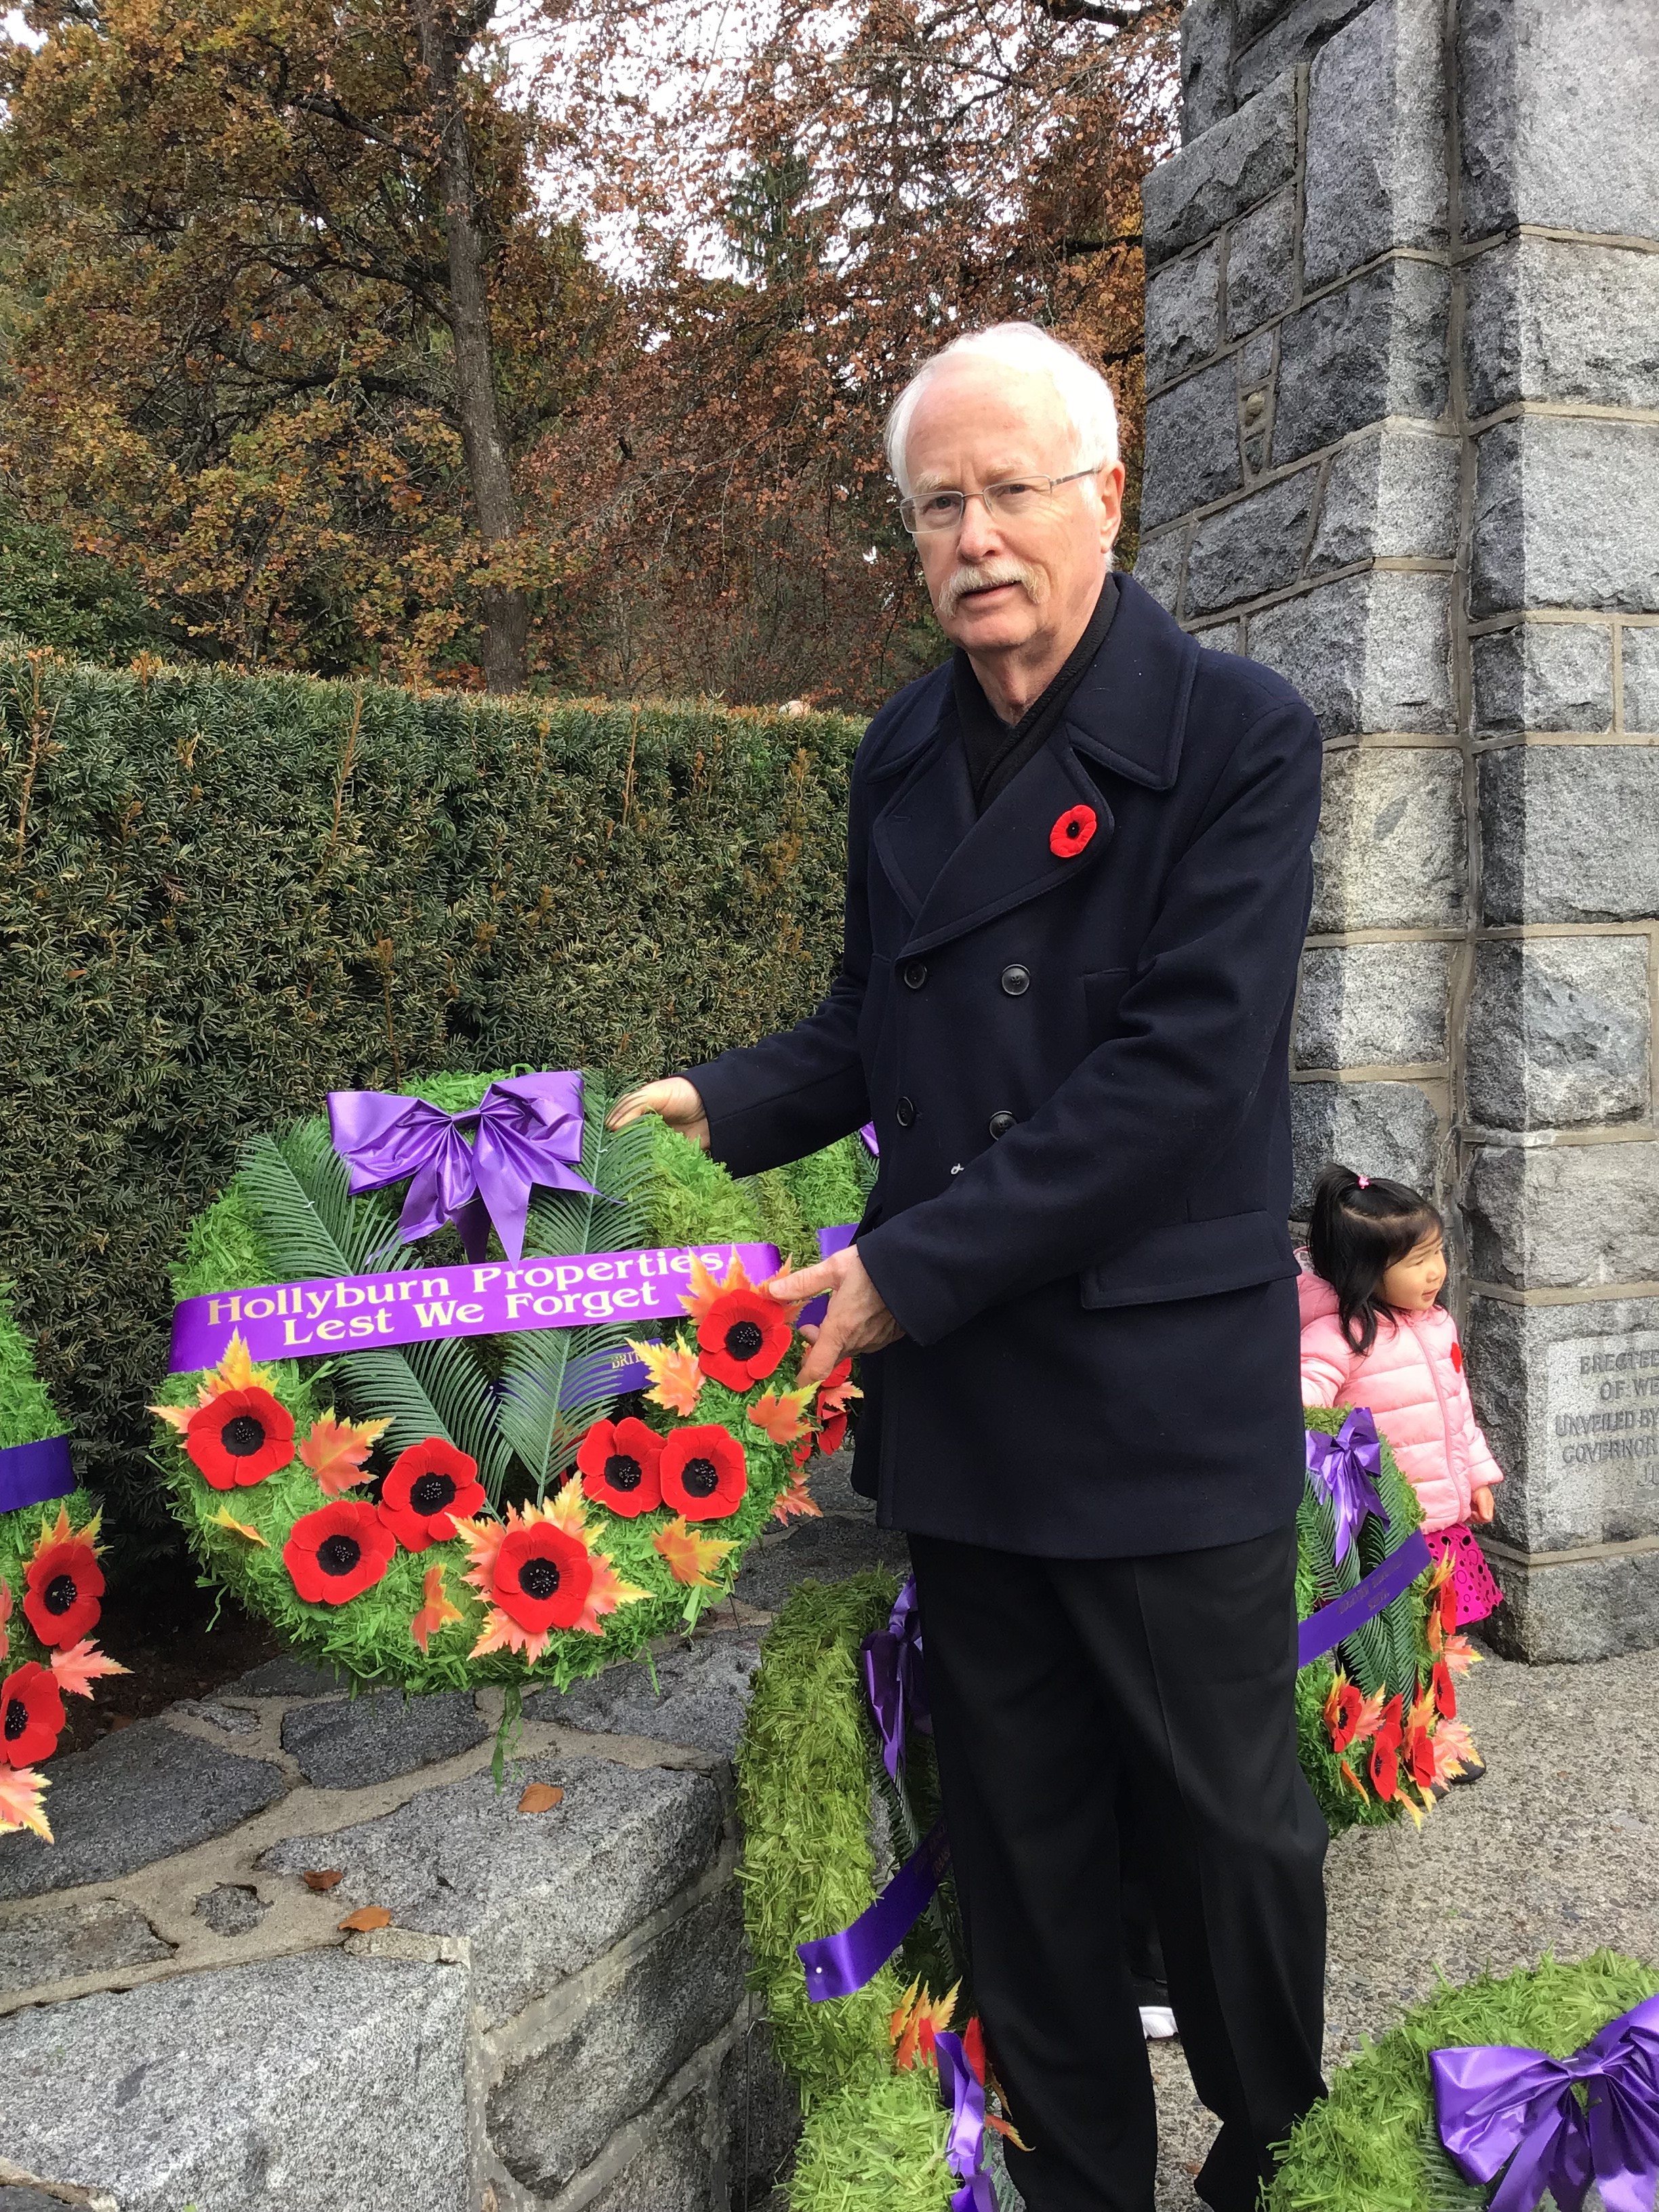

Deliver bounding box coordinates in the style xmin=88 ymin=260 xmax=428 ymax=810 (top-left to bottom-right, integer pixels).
xmin=0 ymin=647 xmax=861 ymax=1532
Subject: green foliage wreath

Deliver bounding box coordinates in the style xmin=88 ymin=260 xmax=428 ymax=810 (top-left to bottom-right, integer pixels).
xmin=152 ymin=1071 xmax=874 ymax=1696
xmin=735 ymin=1420 xmax=1467 ymax=2210
xmin=2 ymin=1284 xmax=123 ymax=1840
xmin=1266 ymin=1951 xmax=1659 ymax=2210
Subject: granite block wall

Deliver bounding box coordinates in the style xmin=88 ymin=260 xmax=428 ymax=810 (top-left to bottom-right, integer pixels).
xmin=1141 ymin=0 xmax=1659 ymax=1658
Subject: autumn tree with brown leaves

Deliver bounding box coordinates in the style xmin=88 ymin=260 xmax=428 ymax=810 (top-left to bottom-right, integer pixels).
xmin=528 ymin=0 xmax=1179 ymax=708
xmin=0 ymin=0 xmax=607 ymax=686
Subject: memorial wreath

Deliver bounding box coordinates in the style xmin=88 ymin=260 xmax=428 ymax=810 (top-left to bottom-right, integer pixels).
xmin=150 ymin=1069 xmax=873 ymax=1701
xmin=1 ymin=1286 xmax=127 ymax=1842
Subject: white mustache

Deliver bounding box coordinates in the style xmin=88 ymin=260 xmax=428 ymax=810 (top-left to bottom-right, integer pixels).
xmin=939 ymin=558 xmax=1046 ymax=619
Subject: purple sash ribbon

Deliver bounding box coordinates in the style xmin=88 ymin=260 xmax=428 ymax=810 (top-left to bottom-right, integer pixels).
xmin=796 ymin=1821 xmax=951 ymax=2002
xmin=862 ymin=1576 xmax=930 ymax=1783
xmin=169 ymin=1240 xmax=785 ymax=1373
xmin=936 ymin=2031 xmax=998 ymax=2212
xmin=859 ymin=1122 xmax=880 ymax=1155
xmin=329 ymin=1071 xmax=601 ymax=1264
xmin=0 ymin=1434 xmax=75 ymax=1515
xmin=1306 ymin=1406 xmax=1388 ymax=1564
xmin=1432 ymin=1992 xmax=1659 ymax=2212
xmin=800 ymin=1222 xmax=858 ymax=1329
xmin=1296 ymin=1528 xmax=1432 ymax=1669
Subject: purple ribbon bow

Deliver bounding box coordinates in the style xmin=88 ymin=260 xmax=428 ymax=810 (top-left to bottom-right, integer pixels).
xmin=862 ymin=1576 xmax=931 ymax=1784
xmin=1432 ymin=1992 xmax=1659 ymax=2212
xmin=936 ymin=2031 xmax=998 ymax=2212
xmin=1305 ymin=1406 xmax=1389 ymax=1564
xmin=328 ymin=1071 xmax=602 ymax=1265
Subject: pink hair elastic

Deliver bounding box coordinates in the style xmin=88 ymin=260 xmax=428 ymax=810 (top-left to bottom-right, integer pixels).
xmin=1356 ymin=1175 xmax=1370 ymax=1188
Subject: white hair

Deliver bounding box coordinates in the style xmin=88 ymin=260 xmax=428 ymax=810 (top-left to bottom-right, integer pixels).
xmin=884 ymin=322 xmax=1121 ymax=496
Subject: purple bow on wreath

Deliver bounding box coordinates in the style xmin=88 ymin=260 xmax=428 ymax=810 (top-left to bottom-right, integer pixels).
xmin=1305 ymin=1406 xmax=1389 ymax=1565
xmin=1432 ymin=1992 xmax=1659 ymax=2212
xmin=328 ymin=1070 xmax=602 ymax=1266
xmin=936 ymin=2031 xmax=998 ymax=2212
xmin=862 ymin=1575 xmax=931 ymax=1784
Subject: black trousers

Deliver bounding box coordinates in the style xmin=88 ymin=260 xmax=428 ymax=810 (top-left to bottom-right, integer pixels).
xmin=909 ymin=1523 xmax=1328 ymax=2212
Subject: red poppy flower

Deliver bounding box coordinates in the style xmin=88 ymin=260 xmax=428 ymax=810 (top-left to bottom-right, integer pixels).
xmin=1404 ymin=1712 xmax=1437 ymax=1794
xmin=1324 ymin=1679 xmax=1364 ymax=1755
xmin=284 ymin=1500 xmax=396 ymax=1605
xmin=815 ymin=1359 xmax=856 ymax=1454
xmin=491 ymin=1521 xmax=594 ymax=1632
xmin=1048 ymin=804 xmax=1097 ymax=859
xmin=1368 ymin=1694 xmax=1404 ymax=1802
xmin=377 ymin=1439 xmax=485 ymax=1551
xmin=1432 ymin=1659 xmax=1458 ymax=1720
xmin=659 ymin=1425 xmax=747 ymax=1521
xmin=576 ymin=1417 xmax=665 ymax=1518
xmin=1450 ymin=1341 xmax=1463 ymax=1373
xmin=1437 ymin=1575 xmax=1459 ymax=1639
xmin=23 ymin=1535 xmax=104 ymax=1648
xmin=185 ymin=1386 xmax=295 ymax=1490
xmin=695 ymin=1287 xmax=793 ymax=1390
xmin=1 ymin=1662 xmax=65 ymax=1768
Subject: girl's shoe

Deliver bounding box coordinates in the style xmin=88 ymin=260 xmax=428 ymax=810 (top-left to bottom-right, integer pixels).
xmin=1450 ymin=1750 xmax=1486 ymax=1785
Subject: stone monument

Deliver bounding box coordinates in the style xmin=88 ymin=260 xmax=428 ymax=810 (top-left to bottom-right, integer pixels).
xmin=1136 ymin=0 xmax=1659 ymax=1660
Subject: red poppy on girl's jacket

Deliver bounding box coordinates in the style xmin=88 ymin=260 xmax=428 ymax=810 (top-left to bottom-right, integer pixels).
xmin=1048 ymin=804 xmax=1097 ymax=859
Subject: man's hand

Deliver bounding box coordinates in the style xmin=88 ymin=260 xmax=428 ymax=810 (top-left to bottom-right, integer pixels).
xmin=769 ymin=1245 xmax=903 ymax=1388
xmin=606 ymin=1077 xmax=710 ymax=1151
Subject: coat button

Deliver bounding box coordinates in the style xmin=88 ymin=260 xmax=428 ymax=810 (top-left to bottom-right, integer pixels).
xmin=895 ymin=1097 xmax=917 ymax=1128
xmin=903 ymin=961 xmax=928 ymax=990
xmin=1000 ymin=964 xmax=1030 ymax=996
xmin=988 ymin=1111 xmax=1017 ymax=1139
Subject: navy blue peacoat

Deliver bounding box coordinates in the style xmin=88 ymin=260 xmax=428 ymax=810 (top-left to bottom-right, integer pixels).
xmin=689 ymin=573 xmax=1325 ymax=1557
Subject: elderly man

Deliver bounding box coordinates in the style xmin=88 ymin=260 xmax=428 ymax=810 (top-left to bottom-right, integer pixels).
xmin=611 ymin=323 xmax=1328 ymax=2212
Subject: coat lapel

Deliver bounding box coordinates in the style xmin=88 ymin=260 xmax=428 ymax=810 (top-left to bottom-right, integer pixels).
xmin=872 ymin=575 xmax=1200 ymax=958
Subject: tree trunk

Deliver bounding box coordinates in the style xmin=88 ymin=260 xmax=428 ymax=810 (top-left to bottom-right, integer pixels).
xmin=415 ymin=0 xmax=529 ymax=693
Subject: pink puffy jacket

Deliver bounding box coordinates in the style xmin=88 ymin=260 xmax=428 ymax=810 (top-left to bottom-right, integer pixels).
xmin=1297 ymin=1263 xmax=1503 ymax=1532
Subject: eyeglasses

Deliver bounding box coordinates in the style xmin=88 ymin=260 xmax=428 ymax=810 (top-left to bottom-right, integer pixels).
xmin=898 ymin=466 xmax=1103 ymax=535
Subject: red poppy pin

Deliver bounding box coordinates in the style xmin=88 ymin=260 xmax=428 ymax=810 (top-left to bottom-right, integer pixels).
xmin=1049 ymin=804 xmax=1097 ymax=859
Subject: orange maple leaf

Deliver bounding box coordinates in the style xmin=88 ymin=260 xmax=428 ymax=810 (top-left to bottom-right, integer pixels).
xmin=1337 ymin=1758 xmax=1368 ymax=1799
xmin=411 ymin=1565 xmax=464 ymax=1654
xmin=1346 ymin=1687 xmax=1389 ymax=1744
xmin=818 ymin=1371 xmax=863 ymax=1418
xmin=49 ymin=1637 xmax=131 ymax=1698
xmin=150 ymin=1401 xmax=195 ymax=1433
xmin=654 ymin=1514 xmax=738 ymax=1589
xmin=299 ymin=1410 xmax=393 ymax=1496
xmin=207 ymin=1504 xmax=269 ymax=1547
xmin=626 ymin=1337 xmax=704 ymax=1417
xmin=572 ymin=1550 xmax=651 ymax=1635
xmin=1431 ymin=1716 xmax=1480 ymax=1784
xmin=1443 ymin=1632 xmax=1482 ymax=1679
xmin=747 ymin=1385 xmax=815 ymax=1446
xmin=194 ymin=1332 xmax=277 ymax=1404
xmin=678 ymin=1250 xmax=756 ymax=1322
xmin=0 ymin=1763 xmax=52 ymax=1842
xmin=771 ymin=1470 xmax=823 ymax=1523
xmin=29 ymin=1501 xmax=104 ymax=1567
xmin=890 ymin=1978 xmax=959 ymax=2071
xmin=470 ymin=1605 xmax=553 ymax=1666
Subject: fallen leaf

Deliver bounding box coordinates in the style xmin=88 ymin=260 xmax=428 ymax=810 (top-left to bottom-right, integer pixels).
xmin=302 ymin=1868 xmax=345 ymax=1891
xmin=337 ymin=1904 xmax=392 ymax=1931
xmin=518 ymin=1783 xmax=564 ymax=1813
xmin=300 ymin=1409 xmax=392 ymax=1497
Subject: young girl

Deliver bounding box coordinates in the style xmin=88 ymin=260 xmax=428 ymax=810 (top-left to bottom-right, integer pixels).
xmin=1298 ymin=1164 xmax=1504 ymax=1645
